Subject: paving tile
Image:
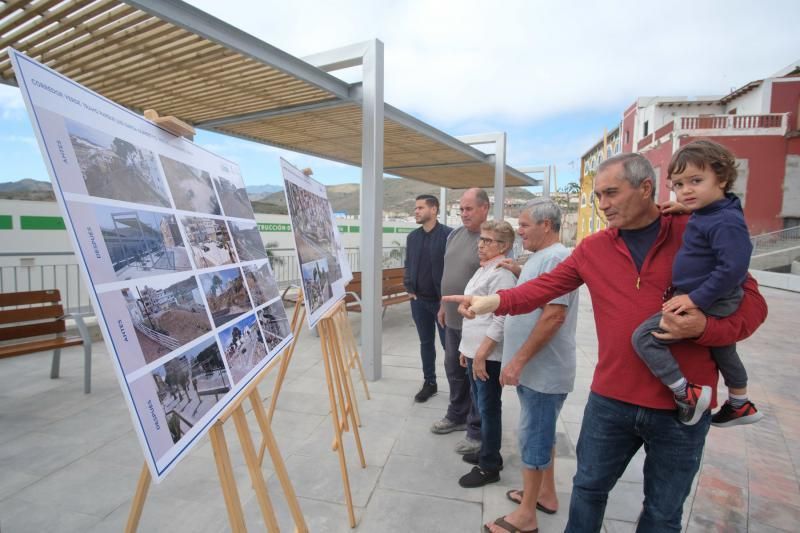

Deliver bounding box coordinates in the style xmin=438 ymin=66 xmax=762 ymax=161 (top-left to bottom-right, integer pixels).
xmin=358 ymin=487 xmax=481 ymax=532
xmin=379 ymin=453 xmax=485 ymax=503
xmin=15 ymin=456 xmax=142 ymax=517
xmin=0 ymin=466 xmax=39 ymax=501
xmin=0 ymin=496 xmax=101 ymax=533
xmin=604 ymin=481 xmax=643 ymax=523
xmin=282 ymin=450 xmax=381 ymax=508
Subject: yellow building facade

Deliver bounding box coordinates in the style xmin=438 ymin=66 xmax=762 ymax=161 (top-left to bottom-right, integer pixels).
xmin=576 ymin=126 xmax=621 ymax=242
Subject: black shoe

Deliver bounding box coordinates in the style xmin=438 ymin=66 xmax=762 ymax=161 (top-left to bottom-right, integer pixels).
xmin=458 ymin=466 xmax=500 ymax=488
xmin=462 ymin=453 xmax=503 ymax=471
xmin=711 ymin=400 xmax=763 ymax=427
xmin=414 ymin=381 xmax=437 ymax=403
xmin=675 ymin=382 xmax=711 ymax=425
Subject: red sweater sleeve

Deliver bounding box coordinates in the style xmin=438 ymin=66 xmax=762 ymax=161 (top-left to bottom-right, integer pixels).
xmin=696 ymin=275 xmax=767 ymax=347
xmin=496 ymin=248 xmax=584 ymax=316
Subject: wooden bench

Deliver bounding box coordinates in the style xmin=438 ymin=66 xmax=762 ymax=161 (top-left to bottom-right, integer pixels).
xmin=344 ymin=267 xmax=412 ymax=317
xmin=0 ymin=290 xmax=93 ymax=393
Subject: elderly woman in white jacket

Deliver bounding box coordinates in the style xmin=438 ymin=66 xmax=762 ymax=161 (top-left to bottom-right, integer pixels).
xmin=456 ymin=220 xmax=517 ymax=489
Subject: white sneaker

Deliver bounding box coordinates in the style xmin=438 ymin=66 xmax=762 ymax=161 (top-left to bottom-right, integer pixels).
xmin=454 ymin=436 xmax=481 ymax=455
xmin=430 ymin=418 xmax=466 ymax=434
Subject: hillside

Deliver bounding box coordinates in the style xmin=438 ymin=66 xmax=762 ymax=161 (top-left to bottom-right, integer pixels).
xmin=0 ymin=177 xmax=536 ymax=215
xmin=251 ymin=178 xmax=536 ymax=215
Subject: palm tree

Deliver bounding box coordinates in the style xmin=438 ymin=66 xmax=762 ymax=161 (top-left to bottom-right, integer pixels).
xmin=264 ymin=241 xmax=285 ymax=268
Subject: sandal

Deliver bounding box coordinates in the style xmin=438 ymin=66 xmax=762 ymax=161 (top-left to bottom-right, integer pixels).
xmin=504 ymin=490 xmax=557 ymax=514
xmin=483 ymin=515 xmax=538 ymax=533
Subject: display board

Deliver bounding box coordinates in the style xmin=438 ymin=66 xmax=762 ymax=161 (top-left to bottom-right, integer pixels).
xmin=281 ymin=159 xmax=352 ymax=328
xmin=9 ymin=50 xmax=293 ymax=482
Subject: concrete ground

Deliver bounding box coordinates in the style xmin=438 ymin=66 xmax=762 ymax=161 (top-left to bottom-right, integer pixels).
xmin=0 ymin=285 xmax=797 ymax=532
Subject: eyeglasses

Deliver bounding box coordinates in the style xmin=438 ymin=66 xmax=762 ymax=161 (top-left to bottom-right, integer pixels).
xmin=478 ymin=236 xmax=502 ymax=246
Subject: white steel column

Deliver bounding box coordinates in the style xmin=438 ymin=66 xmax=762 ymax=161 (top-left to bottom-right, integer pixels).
xmin=518 ymin=166 xmax=551 ymax=198
xmin=493 ymin=133 xmax=506 ymax=221
xmin=303 ymin=40 xmax=384 ymax=380
xmin=360 ymin=40 xmax=384 ymax=381
xmin=456 ymin=133 xmax=508 ymax=221
xmin=439 ymin=187 xmax=447 ymax=225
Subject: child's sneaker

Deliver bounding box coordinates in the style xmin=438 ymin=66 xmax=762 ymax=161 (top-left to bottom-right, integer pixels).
xmin=675 ymin=383 xmax=711 ymax=425
xmin=711 ymin=400 xmax=763 ymax=428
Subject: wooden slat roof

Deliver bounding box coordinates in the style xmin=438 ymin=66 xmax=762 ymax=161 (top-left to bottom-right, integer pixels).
xmin=0 ymin=0 xmax=538 ymax=188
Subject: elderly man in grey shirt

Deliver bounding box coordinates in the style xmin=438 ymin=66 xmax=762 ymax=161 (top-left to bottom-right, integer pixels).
xmin=431 ymin=187 xmax=489 ymax=455
xmin=485 ymin=198 xmax=579 ymax=533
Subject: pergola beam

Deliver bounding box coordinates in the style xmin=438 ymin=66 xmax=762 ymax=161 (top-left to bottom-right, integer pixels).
xmin=124 ymin=0 xmax=351 ymax=99
xmin=195 ymin=99 xmax=347 ymax=128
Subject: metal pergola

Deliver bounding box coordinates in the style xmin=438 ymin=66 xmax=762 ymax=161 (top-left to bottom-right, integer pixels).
xmin=0 ymin=0 xmax=544 ymax=379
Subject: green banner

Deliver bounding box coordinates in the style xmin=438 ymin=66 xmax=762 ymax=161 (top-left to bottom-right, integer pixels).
xmin=0 ymin=215 xmax=12 ymax=230
xmin=20 ymin=215 xmax=65 ymax=230
xmin=257 ymin=222 xmax=291 ymax=232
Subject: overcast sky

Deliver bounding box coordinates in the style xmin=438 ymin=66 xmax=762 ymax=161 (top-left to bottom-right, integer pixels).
xmin=1 ymin=0 xmax=799 ymax=191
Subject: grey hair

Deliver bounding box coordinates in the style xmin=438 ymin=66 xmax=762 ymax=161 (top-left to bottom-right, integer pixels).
xmin=521 ymin=198 xmax=561 ymax=231
xmin=597 ymin=153 xmax=656 ymax=199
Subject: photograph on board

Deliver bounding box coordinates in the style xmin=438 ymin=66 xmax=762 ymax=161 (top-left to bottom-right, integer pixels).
xmin=218 ymin=313 xmax=269 ymax=385
xmin=92 ymin=204 xmax=191 ymax=281
xmin=198 ymin=267 xmax=252 ymax=327
xmin=180 ymin=215 xmax=237 ymax=268
xmin=284 ymin=179 xmax=343 ymax=283
xmin=300 ymin=257 xmax=333 ymax=314
xmin=159 ymin=155 xmax=221 ymax=215
xmin=242 ymin=261 xmax=280 ymax=307
xmin=151 ymin=338 xmax=231 ymax=444
xmin=213 ymin=173 xmax=255 ymax=220
xmin=66 ymin=119 xmax=171 ymax=208
xmin=228 ymin=220 xmax=268 ymax=262
xmin=119 ymin=274 xmax=211 ymax=365
xmin=256 ymin=301 xmax=291 ymax=352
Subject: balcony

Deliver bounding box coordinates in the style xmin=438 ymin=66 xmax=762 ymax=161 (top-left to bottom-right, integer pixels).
xmin=680 ymin=113 xmax=786 ymax=131
xmin=638 ymin=113 xmax=789 ymax=150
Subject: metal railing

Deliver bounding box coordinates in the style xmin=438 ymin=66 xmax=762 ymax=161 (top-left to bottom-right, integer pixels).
xmin=0 ymin=247 xmax=409 ymax=311
xmin=0 ymin=253 xmax=91 ymax=313
xmin=751 ymin=226 xmax=800 ymax=257
xmin=680 ymin=113 xmax=786 ymax=131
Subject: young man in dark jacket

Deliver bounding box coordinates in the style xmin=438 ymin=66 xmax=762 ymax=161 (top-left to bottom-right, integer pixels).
xmin=404 ymin=194 xmax=452 ymax=402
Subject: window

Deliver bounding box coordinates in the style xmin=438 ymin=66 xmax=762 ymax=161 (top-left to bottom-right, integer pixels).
xmin=643 ymin=121 xmax=649 ymax=137
xmin=624 ymin=130 xmax=630 ymax=144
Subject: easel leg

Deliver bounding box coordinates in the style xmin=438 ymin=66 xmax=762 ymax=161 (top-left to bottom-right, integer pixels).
xmin=232 ymin=406 xmax=280 ymax=533
xmin=267 ymin=301 xmax=305 ymax=425
xmin=209 ymin=422 xmax=248 ymax=533
xmin=334 ymin=311 xmax=362 ymax=427
xmin=250 ymin=393 xmax=309 ymax=533
xmin=320 ymin=318 xmax=357 ymax=528
xmin=331 ymin=315 xmax=366 ymax=469
xmin=124 ymin=463 xmax=151 ymax=533
xmin=342 ymin=310 xmax=371 ymax=400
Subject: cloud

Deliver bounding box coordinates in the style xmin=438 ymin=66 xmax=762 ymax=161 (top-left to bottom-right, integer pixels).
xmin=187 ymin=0 xmax=800 ymax=130
xmin=0 ymin=134 xmax=36 ymax=146
xmin=0 ymin=85 xmax=25 ymax=119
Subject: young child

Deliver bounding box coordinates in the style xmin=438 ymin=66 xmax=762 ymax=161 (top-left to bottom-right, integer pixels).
xmin=632 ymin=139 xmax=762 ymax=427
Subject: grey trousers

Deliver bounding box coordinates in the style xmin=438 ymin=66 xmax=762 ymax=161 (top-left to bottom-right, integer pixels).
xmin=632 ymin=287 xmax=748 ymax=389
xmin=444 ymin=327 xmax=481 ymax=441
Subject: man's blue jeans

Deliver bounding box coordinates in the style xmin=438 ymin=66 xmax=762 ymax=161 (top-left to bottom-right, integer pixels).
xmin=410 ymin=298 xmax=445 ymax=384
xmin=466 ymin=357 xmax=502 ymax=472
xmin=566 ymin=392 xmax=711 ymax=533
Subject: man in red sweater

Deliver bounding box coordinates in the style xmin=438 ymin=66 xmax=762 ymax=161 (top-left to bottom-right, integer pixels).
xmin=445 ymin=153 xmax=767 ymax=532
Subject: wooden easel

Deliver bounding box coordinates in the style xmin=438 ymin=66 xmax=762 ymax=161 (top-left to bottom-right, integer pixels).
xmin=124 ymin=364 xmax=308 ymax=533
xmin=264 ymin=292 xmax=370 ymax=428
xmin=317 ymin=301 xmax=367 ymax=527
xmin=261 ymin=294 xmax=368 ymax=527
xmin=125 ymin=109 xmax=306 ymax=532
